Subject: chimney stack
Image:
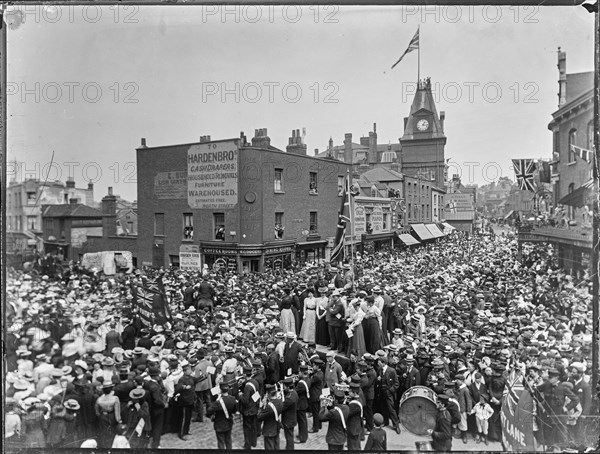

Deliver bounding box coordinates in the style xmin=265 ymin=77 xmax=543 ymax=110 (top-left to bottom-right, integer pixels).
xmin=140 ymin=138 xmax=147 ymax=148
xmin=344 ymin=133 xmax=353 ymax=164
xmin=66 ymin=177 xmax=75 ymax=189
xmin=328 ymin=137 xmax=333 ymax=150
xmin=558 ymin=47 xmax=567 ymax=107
xmin=314 ymin=148 xmax=319 ymax=156
xmin=69 ymin=198 xmax=78 ymax=205
xmin=368 ymin=123 xmax=378 ymax=165
xmin=286 ymin=129 xmax=307 ymax=155
xmin=440 ymin=111 xmax=445 ymax=133
xmin=87 ymin=182 xmax=94 ymax=206
xmin=251 ymin=128 xmax=271 ymax=149
xmin=102 ymin=186 xmax=118 ymax=238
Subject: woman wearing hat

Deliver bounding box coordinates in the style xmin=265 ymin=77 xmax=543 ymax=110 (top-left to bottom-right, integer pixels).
xmin=124 ymin=388 xmax=152 ymax=448
xmin=20 ymin=397 xmax=48 ymax=448
xmin=299 ymin=289 xmax=317 ymax=343
xmin=278 ymin=291 xmax=296 ymax=335
xmin=346 ymin=299 xmax=366 ymax=359
xmin=95 ymin=383 xmax=122 ymax=448
xmin=314 ymin=287 xmax=330 ymax=348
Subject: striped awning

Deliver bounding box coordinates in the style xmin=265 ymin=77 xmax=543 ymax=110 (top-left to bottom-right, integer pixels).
xmin=411 ymin=223 xmax=435 ymax=241
xmin=398 ymin=233 xmax=420 ymax=246
xmin=425 ymin=223 xmax=445 ymax=238
xmin=441 ymin=222 xmax=456 ymax=231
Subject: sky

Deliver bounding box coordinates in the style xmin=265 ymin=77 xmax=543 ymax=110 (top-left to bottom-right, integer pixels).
xmin=6 ymin=5 xmax=595 ymax=202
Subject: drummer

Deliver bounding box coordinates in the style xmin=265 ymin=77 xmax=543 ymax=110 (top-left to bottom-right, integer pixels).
xmin=427 ymin=394 xmax=453 ymax=451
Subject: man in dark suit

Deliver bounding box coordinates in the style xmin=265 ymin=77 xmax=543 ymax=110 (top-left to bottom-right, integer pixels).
xmin=239 ymin=366 xmax=260 ymax=449
xmin=455 ymin=373 xmax=473 ymax=443
xmin=379 ymin=356 xmax=401 ymax=434
xmin=309 ymin=359 xmax=324 ymax=433
xmin=121 ymin=318 xmax=136 ymax=350
xmin=144 ymin=366 xmax=167 ymax=449
xmin=206 ymin=383 xmax=238 ymax=449
xmin=296 ymin=365 xmax=310 ymax=443
xmin=319 ymin=389 xmax=350 ymax=450
xmin=401 ymin=354 xmax=421 ymax=393
xmin=568 ymin=363 xmax=591 ymax=446
xmin=282 ymin=332 xmax=303 ymax=376
xmin=347 ymin=383 xmax=364 ymax=450
xmin=326 ymin=294 xmax=345 ymax=352
xmin=258 ymin=384 xmax=283 ymax=450
xmin=281 ymin=377 xmax=298 ymax=450
xmin=361 ymin=357 xmax=377 ymax=432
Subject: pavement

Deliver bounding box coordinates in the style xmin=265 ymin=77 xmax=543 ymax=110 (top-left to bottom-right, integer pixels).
xmin=160 ymin=415 xmax=504 ymax=451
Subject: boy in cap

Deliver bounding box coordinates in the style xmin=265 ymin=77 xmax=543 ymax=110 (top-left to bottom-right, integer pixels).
xmin=364 ymin=413 xmax=387 ymax=450
xmin=428 ymin=394 xmax=453 ymax=451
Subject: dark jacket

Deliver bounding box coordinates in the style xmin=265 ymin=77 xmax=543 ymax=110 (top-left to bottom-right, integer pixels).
xmin=144 ymin=378 xmax=167 ymax=410
xmin=431 ymin=408 xmax=452 ymax=451
xmin=320 ymin=404 xmax=349 ymax=445
xmin=570 ymin=378 xmax=592 ymax=415
xmin=266 ymin=352 xmax=281 ymax=385
xmin=239 ymin=379 xmax=260 ymax=416
xmin=296 ymin=379 xmax=310 ymax=411
xmin=363 ymin=368 xmax=377 ymax=401
xmin=121 ymin=324 xmax=136 ymax=350
xmin=281 ymin=390 xmax=298 ymax=428
xmin=380 ymin=366 xmax=399 ymax=395
xmin=174 ymin=375 xmax=196 ymax=406
xmin=364 ymin=427 xmax=387 ymax=450
xmin=206 ymin=394 xmax=238 ymax=432
xmin=347 ymin=399 xmax=364 ymax=436
xmin=283 ymin=341 xmax=303 ymax=375
xmin=326 ymin=299 xmax=345 ymax=327
xmin=309 ymin=370 xmax=324 ymax=402
xmin=401 ymin=365 xmax=421 ymax=392
xmin=537 ymin=380 xmax=580 ymax=415
xmin=469 ymin=381 xmax=490 ymax=404
xmin=258 ymin=398 xmax=283 ymax=437
xmin=456 ymin=384 xmax=473 ymax=413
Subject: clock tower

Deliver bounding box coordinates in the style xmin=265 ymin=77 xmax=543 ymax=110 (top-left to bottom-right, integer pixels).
xmin=399 ymin=77 xmax=446 ymax=188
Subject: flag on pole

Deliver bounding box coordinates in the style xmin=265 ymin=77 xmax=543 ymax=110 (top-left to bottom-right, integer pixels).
xmin=330 ymin=174 xmax=351 ymax=263
xmin=132 ymin=275 xmax=171 ymax=326
xmin=512 ymin=159 xmax=537 ymax=192
xmin=391 ymin=28 xmax=419 ymax=69
xmin=571 ymin=144 xmax=594 ymax=163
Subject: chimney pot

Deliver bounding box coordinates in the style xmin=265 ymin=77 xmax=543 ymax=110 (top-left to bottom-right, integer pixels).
xmin=141 ymin=138 xmax=147 ymax=147
xmin=108 ymin=187 xmax=113 ymax=196
xmin=314 ymin=148 xmax=319 ymax=156
xmin=292 ymin=130 xmax=296 ymax=138
xmin=373 ymin=123 xmax=376 ymax=133
xmin=255 ymin=129 xmax=259 ymax=137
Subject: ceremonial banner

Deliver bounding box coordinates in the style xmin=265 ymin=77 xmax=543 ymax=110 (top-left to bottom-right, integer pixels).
xmin=330 ymin=171 xmax=351 ymax=263
xmin=501 ymin=379 xmax=539 ymax=451
xmin=132 ymin=275 xmax=171 ymax=326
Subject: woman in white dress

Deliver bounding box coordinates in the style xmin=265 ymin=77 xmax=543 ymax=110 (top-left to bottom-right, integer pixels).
xmin=299 ymin=291 xmax=317 ymax=343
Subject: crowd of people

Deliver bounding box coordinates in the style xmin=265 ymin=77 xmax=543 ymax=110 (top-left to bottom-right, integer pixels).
xmin=5 ymin=228 xmax=597 ymax=451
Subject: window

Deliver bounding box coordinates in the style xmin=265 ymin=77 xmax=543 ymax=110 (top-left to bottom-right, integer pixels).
xmin=274 ymin=168 xmax=283 ymax=192
xmin=309 ymin=172 xmax=318 ymax=194
xmin=383 ymin=212 xmax=389 ymax=230
xmin=183 ymin=213 xmax=194 ymax=239
xmin=568 ymin=129 xmax=577 ymax=162
xmin=408 ymin=182 xmax=411 ymax=193
xmin=214 ymin=213 xmax=225 ymax=240
xmin=338 ymin=176 xmax=344 ymax=196
xmin=553 ymin=130 xmax=560 ymax=155
xmin=275 ymin=212 xmax=284 ymax=238
xmin=16 ymin=216 xmax=22 ymax=231
xmin=127 ymin=221 xmax=134 ymax=234
xmin=309 ymin=211 xmax=318 ymax=233
xmin=8 ymin=217 xmax=12 ymax=230
xmin=154 ymin=213 xmax=165 ymax=236
xmin=434 ymin=208 xmax=438 ymax=218
xmin=27 ymin=216 xmax=37 ymax=231
xmin=426 ymin=204 xmax=430 ymax=219
xmin=421 ymin=204 xmax=425 ymax=219
xmin=365 ymin=211 xmax=373 ymax=233
xmin=371 ymin=187 xmax=378 ymax=197
xmin=568 ymin=183 xmax=575 ymax=219
xmin=26 ymin=192 xmax=36 ymax=204
xmin=408 ymin=203 xmax=412 ymax=220
xmin=588 ymin=120 xmax=594 ymax=151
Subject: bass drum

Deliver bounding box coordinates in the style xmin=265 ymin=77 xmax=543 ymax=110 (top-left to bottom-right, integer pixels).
xmin=399 ymin=386 xmax=438 ymax=435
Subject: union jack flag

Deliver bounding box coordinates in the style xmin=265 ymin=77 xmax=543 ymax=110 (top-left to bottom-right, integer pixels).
xmin=131 ymin=275 xmax=172 ymax=326
xmin=330 ymin=172 xmax=351 ymax=263
xmin=512 ymin=159 xmax=536 ymax=192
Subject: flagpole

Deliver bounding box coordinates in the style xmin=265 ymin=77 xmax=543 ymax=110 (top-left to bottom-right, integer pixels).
xmin=349 ymin=170 xmax=356 ymax=290
xmin=417 ymin=24 xmax=420 ymax=82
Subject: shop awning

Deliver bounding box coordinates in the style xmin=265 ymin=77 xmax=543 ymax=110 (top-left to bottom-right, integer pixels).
xmin=398 ymin=233 xmax=420 ymax=246
xmin=441 ymin=222 xmax=456 ymax=231
xmin=410 ymin=223 xmax=435 ymax=241
xmin=558 ymin=184 xmax=591 ymax=208
xmin=425 ymin=223 xmax=445 ymax=238
xmin=296 ymin=240 xmax=328 ymax=249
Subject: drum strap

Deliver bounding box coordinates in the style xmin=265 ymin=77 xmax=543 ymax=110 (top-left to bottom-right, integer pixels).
xmin=351 ymin=400 xmax=363 ymax=418
xmin=218 ymin=397 xmax=230 ymax=419
xmin=334 ymin=406 xmax=347 ymax=431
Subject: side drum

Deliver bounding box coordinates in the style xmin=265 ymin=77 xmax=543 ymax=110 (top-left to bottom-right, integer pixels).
xmin=399 ymin=386 xmax=438 ymax=435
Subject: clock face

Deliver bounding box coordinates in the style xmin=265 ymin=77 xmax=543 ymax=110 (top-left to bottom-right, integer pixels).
xmin=416 ymin=119 xmax=430 ymax=131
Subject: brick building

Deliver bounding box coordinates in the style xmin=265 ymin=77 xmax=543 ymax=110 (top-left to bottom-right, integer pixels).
xmin=136 ymin=130 xmax=351 ymax=272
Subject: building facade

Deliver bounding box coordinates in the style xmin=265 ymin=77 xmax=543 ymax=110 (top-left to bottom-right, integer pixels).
xmin=7 ymin=178 xmax=95 ymax=255
xmin=136 ymin=130 xmax=352 ymax=272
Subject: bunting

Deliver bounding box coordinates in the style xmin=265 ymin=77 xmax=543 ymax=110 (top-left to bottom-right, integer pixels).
xmin=570 ymin=144 xmax=594 ymax=164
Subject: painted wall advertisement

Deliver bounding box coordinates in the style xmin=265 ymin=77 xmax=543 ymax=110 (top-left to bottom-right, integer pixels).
xmin=154 ymin=171 xmax=187 ymax=199
xmin=188 ymin=140 xmax=238 ymax=209
xmin=179 ymin=252 xmax=202 ymax=270
xmin=354 ymin=206 xmax=366 ymax=234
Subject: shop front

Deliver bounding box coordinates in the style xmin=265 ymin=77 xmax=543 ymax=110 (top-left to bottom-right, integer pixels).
xmin=295 ymin=238 xmax=327 ymax=265
xmin=361 ymin=232 xmax=395 ymax=254
xmin=201 ymin=241 xmax=295 ymax=273
xmin=263 ymin=241 xmax=295 ymax=272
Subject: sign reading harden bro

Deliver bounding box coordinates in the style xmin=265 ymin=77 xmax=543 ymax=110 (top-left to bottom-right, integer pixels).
xmin=188 ymin=140 xmax=238 ymax=209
